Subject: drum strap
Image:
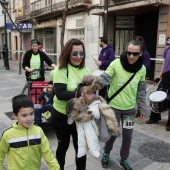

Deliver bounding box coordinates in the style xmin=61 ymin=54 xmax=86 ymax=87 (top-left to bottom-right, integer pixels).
xmin=106 ymin=72 xmax=136 ymax=103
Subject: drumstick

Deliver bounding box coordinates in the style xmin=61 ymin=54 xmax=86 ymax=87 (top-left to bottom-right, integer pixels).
xmin=91 ymin=56 xmax=97 ymax=62
xmin=146 ymin=85 xmax=154 ymax=91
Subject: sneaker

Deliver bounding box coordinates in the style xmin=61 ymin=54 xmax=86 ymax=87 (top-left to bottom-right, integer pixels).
xmin=101 ymin=152 xmax=110 ymax=168
xmin=146 ymin=119 xmax=160 ymax=124
xmin=166 ymin=120 xmax=170 ymax=131
xmin=118 ymin=160 xmax=132 ymax=170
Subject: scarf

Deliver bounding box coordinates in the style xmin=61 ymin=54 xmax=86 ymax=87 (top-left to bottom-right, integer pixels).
xmin=120 ymin=52 xmax=144 ymax=73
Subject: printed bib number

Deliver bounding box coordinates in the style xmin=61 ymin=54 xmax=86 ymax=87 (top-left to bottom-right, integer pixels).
xmin=123 ymin=115 xmax=135 ymax=129
xmin=31 ymin=70 xmax=40 ymax=79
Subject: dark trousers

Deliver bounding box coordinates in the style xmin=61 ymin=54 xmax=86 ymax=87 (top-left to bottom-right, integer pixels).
xmin=51 ymin=108 xmax=86 ymax=170
xmin=3 ymin=57 xmax=6 ymax=67
xmin=104 ymin=108 xmax=135 ymax=160
xmin=3 ymin=57 xmax=9 ymax=69
xmin=4 ymin=57 xmax=10 ymax=69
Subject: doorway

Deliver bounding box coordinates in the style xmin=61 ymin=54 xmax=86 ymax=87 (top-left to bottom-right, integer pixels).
xmin=135 ymin=11 xmax=159 ymax=80
xmin=114 ymin=16 xmax=135 ymax=56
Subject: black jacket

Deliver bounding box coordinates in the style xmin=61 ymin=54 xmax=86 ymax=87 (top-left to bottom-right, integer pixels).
xmin=2 ymin=47 xmax=8 ymax=58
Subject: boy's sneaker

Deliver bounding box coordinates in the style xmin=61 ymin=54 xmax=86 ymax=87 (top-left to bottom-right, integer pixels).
xmin=118 ymin=160 xmax=132 ymax=170
xmin=101 ymin=152 xmax=110 ymax=168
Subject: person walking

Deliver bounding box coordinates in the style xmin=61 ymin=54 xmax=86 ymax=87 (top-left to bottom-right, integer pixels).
xmin=133 ymin=35 xmax=151 ymax=73
xmin=2 ymin=44 xmax=10 ymax=70
xmin=146 ymin=38 xmax=170 ymax=131
xmin=133 ymin=36 xmax=151 ymax=118
xmin=0 ymin=94 xmax=60 ymax=170
xmin=22 ymin=39 xmax=56 ymax=81
xmin=95 ymin=37 xmax=115 ymax=98
xmin=98 ymin=38 xmax=147 ymax=170
xmin=51 ymin=38 xmax=91 ymax=170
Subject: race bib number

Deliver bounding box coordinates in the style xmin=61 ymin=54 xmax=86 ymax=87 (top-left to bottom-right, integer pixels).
xmin=31 ymin=70 xmax=40 ymax=79
xmin=123 ymin=115 xmax=135 ymax=129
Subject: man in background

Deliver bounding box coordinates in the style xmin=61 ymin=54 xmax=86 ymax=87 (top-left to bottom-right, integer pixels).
xmin=146 ymin=38 xmax=170 ymax=131
xmin=2 ymin=44 xmax=10 ymax=70
xmin=95 ymin=37 xmax=115 ymax=98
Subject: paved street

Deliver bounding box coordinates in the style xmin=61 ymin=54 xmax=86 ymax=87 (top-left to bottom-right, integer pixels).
xmin=0 ymin=59 xmax=170 ymax=170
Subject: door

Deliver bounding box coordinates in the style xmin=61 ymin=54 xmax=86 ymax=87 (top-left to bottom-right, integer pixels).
xmin=45 ymin=36 xmax=55 ymax=61
xmin=135 ymin=11 xmax=159 ymax=80
xmin=114 ymin=16 xmax=135 ymax=56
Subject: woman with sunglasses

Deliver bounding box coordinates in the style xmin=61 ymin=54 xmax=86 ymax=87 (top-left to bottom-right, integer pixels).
xmin=51 ymin=38 xmax=91 ymax=170
xmin=98 ymin=39 xmax=147 ymax=170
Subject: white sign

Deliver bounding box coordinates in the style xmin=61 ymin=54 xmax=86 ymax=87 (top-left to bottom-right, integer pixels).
xmin=159 ymin=34 xmax=166 ymax=45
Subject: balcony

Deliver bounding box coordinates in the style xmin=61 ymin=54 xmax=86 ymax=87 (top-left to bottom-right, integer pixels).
xmin=15 ymin=6 xmax=31 ymax=22
xmin=92 ymin=0 xmax=168 ymax=16
xmin=109 ymin=0 xmax=143 ymax=6
xmin=30 ymin=0 xmax=92 ymax=19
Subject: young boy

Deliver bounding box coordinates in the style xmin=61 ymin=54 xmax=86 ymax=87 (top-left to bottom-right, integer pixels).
xmin=34 ymin=81 xmax=54 ymax=123
xmin=0 ymin=94 xmax=60 ymax=170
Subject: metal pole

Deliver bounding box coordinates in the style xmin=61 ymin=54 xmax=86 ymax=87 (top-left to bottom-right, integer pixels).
xmin=103 ymin=0 xmax=108 ymax=38
xmin=4 ymin=12 xmax=7 ymax=47
xmin=4 ymin=10 xmax=10 ymax=70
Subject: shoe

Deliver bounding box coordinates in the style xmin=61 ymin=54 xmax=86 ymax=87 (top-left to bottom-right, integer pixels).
xmin=146 ymin=119 xmax=160 ymax=124
xmin=118 ymin=160 xmax=132 ymax=170
xmin=101 ymin=152 xmax=110 ymax=168
xmin=166 ymin=120 xmax=170 ymax=131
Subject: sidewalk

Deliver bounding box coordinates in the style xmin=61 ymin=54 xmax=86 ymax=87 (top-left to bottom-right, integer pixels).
xmin=0 ymin=59 xmax=170 ymax=170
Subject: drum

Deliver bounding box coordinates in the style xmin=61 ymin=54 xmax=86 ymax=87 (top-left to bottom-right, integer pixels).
xmin=149 ymin=91 xmax=168 ymax=113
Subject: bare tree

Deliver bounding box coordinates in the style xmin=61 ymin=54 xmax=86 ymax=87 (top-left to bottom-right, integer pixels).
xmin=60 ymin=0 xmax=70 ymax=51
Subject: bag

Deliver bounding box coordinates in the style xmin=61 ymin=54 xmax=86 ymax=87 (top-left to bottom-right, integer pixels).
xmin=106 ymin=72 xmax=136 ymax=103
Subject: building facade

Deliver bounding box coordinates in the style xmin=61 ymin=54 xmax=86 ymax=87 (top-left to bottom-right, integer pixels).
xmin=13 ymin=0 xmax=101 ymax=72
xmin=91 ymin=0 xmax=170 ymax=80
xmin=1 ymin=0 xmax=170 ymax=79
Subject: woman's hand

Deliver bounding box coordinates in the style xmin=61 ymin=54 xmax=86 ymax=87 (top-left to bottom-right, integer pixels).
xmin=138 ymin=114 xmax=144 ymax=121
xmin=81 ymin=93 xmax=94 ymax=100
xmin=51 ymin=63 xmax=56 ymax=69
xmin=95 ymin=60 xmax=102 ymax=66
xmin=25 ymin=66 xmax=34 ymax=72
xmin=29 ymin=68 xmax=35 ymax=72
xmin=153 ymin=77 xmax=160 ymax=84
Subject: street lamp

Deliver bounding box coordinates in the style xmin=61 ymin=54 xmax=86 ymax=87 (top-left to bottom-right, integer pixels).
xmin=1 ymin=0 xmax=10 ymax=70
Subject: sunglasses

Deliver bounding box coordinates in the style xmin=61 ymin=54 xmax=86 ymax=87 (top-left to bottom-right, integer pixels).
xmin=72 ymin=51 xmax=85 ymax=57
xmin=126 ymin=51 xmax=140 ymax=57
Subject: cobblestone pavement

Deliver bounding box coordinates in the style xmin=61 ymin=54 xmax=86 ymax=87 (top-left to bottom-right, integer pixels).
xmin=0 ymin=59 xmax=170 ymax=170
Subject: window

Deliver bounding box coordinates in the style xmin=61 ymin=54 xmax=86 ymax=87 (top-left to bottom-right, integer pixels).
xmin=45 ymin=0 xmax=51 ymax=6
xmin=68 ymin=29 xmax=84 ymax=42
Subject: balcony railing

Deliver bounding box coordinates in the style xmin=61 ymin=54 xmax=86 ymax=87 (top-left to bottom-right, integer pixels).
xmin=30 ymin=0 xmax=92 ymax=17
xmin=108 ymin=0 xmax=144 ymax=6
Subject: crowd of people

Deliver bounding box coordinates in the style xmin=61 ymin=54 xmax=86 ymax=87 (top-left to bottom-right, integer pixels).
xmin=0 ymin=35 xmax=169 ymax=170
